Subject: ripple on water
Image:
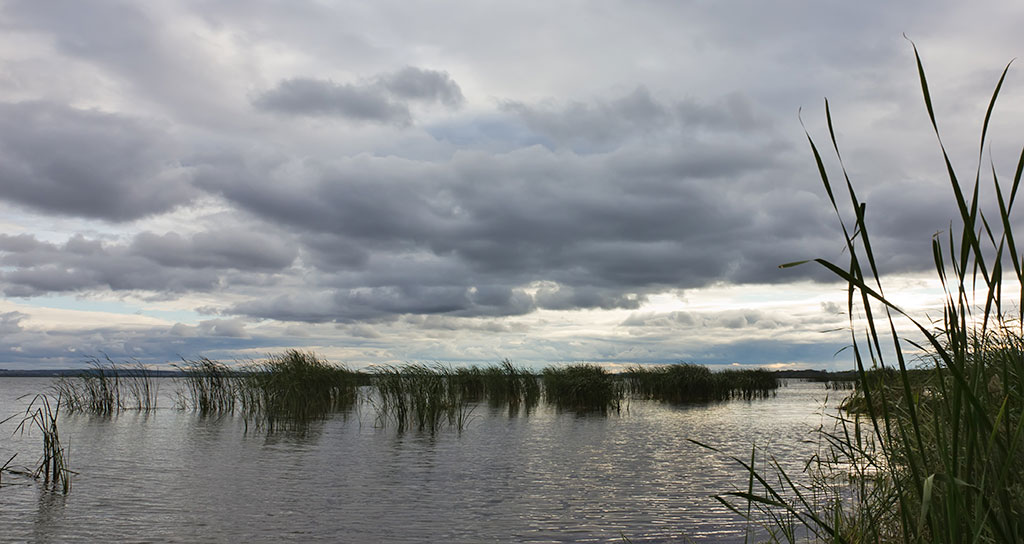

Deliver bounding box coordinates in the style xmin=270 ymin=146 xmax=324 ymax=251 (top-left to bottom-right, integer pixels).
xmin=0 ymin=378 xmax=836 ymax=543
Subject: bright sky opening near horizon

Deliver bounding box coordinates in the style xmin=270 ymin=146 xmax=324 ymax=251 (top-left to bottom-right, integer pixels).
xmin=1 ymin=1 xmax=1023 ymax=370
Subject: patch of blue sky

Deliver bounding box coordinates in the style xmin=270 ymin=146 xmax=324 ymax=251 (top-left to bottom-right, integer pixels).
xmin=21 ymin=295 xmax=202 ymax=324
xmin=425 ymin=114 xmax=552 ymax=152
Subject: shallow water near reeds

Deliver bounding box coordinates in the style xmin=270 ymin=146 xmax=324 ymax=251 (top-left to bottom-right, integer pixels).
xmin=0 ymin=378 xmax=838 ymax=543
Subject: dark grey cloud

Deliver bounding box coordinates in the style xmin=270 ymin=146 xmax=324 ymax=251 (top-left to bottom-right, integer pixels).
xmin=0 ymin=82 xmax=955 ymax=328
xmin=183 ymin=90 xmax=871 ymax=323
xmin=198 ymin=130 xmax=834 ymax=292
xmin=231 ymin=283 xmax=537 ymax=324
xmin=379 ymin=67 xmax=465 ymax=107
xmin=252 ymin=67 xmax=464 ymax=124
xmin=253 ymin=78 xmax=413 ymax=124
xmin=130 ymin=231 xmax=297 ymax=271
xmin=0 ymin=101 xmax=196 ymax=220
xmin=535 ymin=283 xmax=644 ymax=311
xmin=0 ymin=228 xmax=296 ymax=297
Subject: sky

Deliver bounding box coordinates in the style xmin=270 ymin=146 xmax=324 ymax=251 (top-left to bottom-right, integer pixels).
xmin=1 ymin=1 xmax=1023 ymax=370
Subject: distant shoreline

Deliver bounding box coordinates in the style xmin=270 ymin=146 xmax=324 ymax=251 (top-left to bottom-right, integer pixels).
xmin=0 ymin=367 xmax=860 ymax=380
xmin=0 ymin=369 xmax=188 ymax=378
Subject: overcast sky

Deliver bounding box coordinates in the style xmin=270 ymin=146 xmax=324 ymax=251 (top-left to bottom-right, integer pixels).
xmin=1 ymin=1 xmax=1022 ymax=369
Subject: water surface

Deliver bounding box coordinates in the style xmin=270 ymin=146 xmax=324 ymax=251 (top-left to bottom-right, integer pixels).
xmin=0 ymin=378 xmax=839 ymax=542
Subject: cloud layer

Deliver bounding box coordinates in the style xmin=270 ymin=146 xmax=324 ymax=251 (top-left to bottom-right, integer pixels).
xmin=0 ymin=1 xmax=1021 ymax=367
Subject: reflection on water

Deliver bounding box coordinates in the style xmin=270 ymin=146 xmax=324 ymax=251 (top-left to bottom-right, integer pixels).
xmin=0 ymin=378 xmax=838 ymax=543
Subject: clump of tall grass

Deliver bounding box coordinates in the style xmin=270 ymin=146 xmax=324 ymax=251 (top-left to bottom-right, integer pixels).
xmin=542 ymin=363 xmax=622 ymax=413
xmin=174 ymin=357 xmax=239 ymax=415
xmin=623 ymin=363 xmax=778 ymax=403
xmin=718 ymin=368 xmax=779 ymax=400
xmin=123 ymin=362 xmax=158 ymax=411
xmin=55 ymin=356 xmax=158 ymax=414
xmin=15 ymin=394 xmax=71 ymax=493
xmin=713 ymin=44 xmax=1024 ymax=542
xmin=453 ymin=360 xmax=540 ymax=415
xmin=372 ymin=364 xmax=473 ymax=432
xmin=238 ymin=350 xmax=360 ymax=431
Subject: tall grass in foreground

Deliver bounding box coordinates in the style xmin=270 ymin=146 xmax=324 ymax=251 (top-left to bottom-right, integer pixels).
xmin=711 ymin=45 xmax=1024 ymax=543
xmin=624 ymin=364 xmax=778 ymax=403
xmin=542 ymin=363 xmax=623 ymax=413
xmin=55 ymin=357 xmax=158 ymax=414
xmin=15 ymin=394 xmax=71 ymax=493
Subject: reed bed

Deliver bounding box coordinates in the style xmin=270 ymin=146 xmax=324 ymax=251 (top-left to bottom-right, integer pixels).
xmin=542 ymin=363 xmax=623 ymax=413
xmin=623 ymin=363 xmax=778 ymax=403
xmin=174 ymin=357 xmax=240 ymax=415
xmin=711 ymin=46 xmax=1024 ymax=543
xmin=36 ymin=352 xmax=784 ymax=441
xmin=239 ymin=350 xmax=360 ymax=431
xmin=372 ymin=364 xmax=473 ymax=432
xmin=453 ymin=360 xmax=541 ymax=415
xmin=55 ymin=357 xmax=158 ymax=414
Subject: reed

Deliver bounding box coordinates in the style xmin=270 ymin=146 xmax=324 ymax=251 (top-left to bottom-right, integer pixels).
xmin=453 ymin=360 xmax=541 ymax=415
xmin=55 ymin=357 xmax=121 ymax=414
xmin=541 ymin=363 xmax=622 ymax=413
xmin=238 ymin=350 xmax=360 ymax=431
xmin=0 ymin=451 xmax=14 ymax=487
xmin=371 ymin=364 xmax=473 ymax=432
xmin=623 ymin=364 xmax=778 ymax=403
xmin=717 ymin=368 xmax=779 ymax=400
xmin=711 ymin=45 xmax=1024 ymax=543
xmin=15 ymin=394 xmax=71 ymax=493
xmin=493 ymin=360 xmax=541 ymax=414
xmin=174 ymin=357 xmax=239 ymax=415
xmin=825 ymin=380 xmax=856 ymax=391
xmin=122 ymin=361 xmax=158 ymax=411
xmin=55 ymin=357 xmax=158 ymax=414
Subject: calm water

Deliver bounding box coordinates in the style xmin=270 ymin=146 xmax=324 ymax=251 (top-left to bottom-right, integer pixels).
xmin=0 ymin=378 xmax=840 ymax=543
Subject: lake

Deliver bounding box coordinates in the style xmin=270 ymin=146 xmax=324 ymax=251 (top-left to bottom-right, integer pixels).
xmin=0 ymin=378 xmax=840 ymax=543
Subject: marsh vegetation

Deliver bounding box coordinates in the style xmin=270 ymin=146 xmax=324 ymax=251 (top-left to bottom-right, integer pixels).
xmin=708 ymin=46 xmax=1024 ymax=543
xmin=13 ymin=394 xmax=71 ymax=493
xmin=624 ymin=363 xmax=778 ymax=403
xmin=32 ymin=350 xmax=786 ymax=437
xmin=54 ymin=356 xmax=158 ymax=414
